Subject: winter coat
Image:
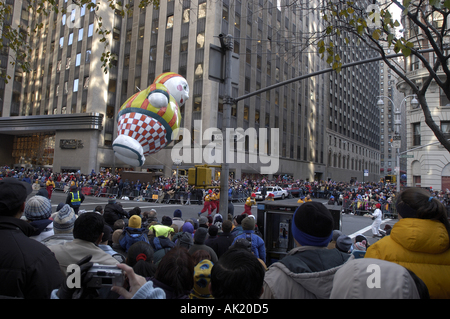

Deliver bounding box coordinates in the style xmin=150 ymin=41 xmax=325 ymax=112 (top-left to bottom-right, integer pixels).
xmin=209 ymin=232 xmax=235 ymax=259
xmin=49 ymin=238 xmax=119 ymax=276
xmin=261 ymin=246 xmax=352 ymax=299
xmin=330 ymin=258 xmax=423 ymax=299
xmin=29 ymin=219 xmax=54 ymax=242
xmin=0 ymin=216 xmax=64 ymax=298
xmin=119 ymin=227 xmax=149 ymax=252
xmin=232 ymin=230 xmax=266 ymax=263
xmin=365 ymin=218 xmax=450 ymax=299
xmin=103 ymin=203 xmax=129 ymax=227
xmin=150 ymin=236 xmax=175 ymax=265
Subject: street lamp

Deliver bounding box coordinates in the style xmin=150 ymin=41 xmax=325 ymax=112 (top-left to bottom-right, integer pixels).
xmin=377 ymin=94 xmax=418 ymax=193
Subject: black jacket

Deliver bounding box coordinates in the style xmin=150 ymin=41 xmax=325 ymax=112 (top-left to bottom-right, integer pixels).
xmin=209 ymin=232 xmax=235 ymax=259
xmin=0 ymin=216 xmax=64 ymax=298
xmin=103 ymin=203 xmax=129 ymax=227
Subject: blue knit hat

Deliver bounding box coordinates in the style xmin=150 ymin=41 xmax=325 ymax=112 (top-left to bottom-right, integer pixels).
xmin=173 ymin=209 xmax=182 ymax=218
xmin=181 ymin=221 xmax=194 ymax=234
xmin=24 ymin=195 xmax=52 ymax=221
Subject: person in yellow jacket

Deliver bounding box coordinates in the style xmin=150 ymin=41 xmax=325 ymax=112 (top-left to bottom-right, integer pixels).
xmin=199 ymin=190 xmax=214 ymax=216
xmin=211 ymin=189 xmax=220 ymax=214
xmin=244 ymin=193 xmax=256 ymax=215
xmin=297 ymin=196 xmax=305 ymax=204
xmin=46 ymin=177 xmax=56 ymax=200
xmin=365 ymin=187 xmax=450 ymax=299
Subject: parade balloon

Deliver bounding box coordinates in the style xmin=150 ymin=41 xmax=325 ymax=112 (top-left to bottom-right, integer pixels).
xmin=112 ymin=72 xmax=189 ymax=167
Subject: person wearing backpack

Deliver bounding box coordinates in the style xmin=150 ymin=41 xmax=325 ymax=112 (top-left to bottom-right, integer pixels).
xmin=231 ymin=216 xmax=266 ymax=263
xmin=119 ymin=215 xmax=149 ymax=253
xmin=148 ymin=223 xmax=176 ymax=265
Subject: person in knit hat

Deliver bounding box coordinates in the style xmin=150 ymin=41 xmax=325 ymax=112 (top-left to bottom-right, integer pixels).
xmin=261 ymin=202 xmax=352 ymax=299
xmin=353 ymin=234 xmax=369 ymax=251
xmin=189 ymin=259 xmax=214 ymax=299
xmin=24 ymin=195 xmax=54 ymax=242
xmin=231 ymin=216 xmax=266 ymax=263
xmin=41 ymin=204 xmax=78 ymax=247
xmin=327 ymin=229 xmax=343 ymax=249
xmin=351 ymin=234 xmax=369 ymax=259
xmin=335 ymin=235 xmax=353 ymax=253
xmin=188 ymin=227 xmax=218 ymax=263
xmin=52 ymin=204 xmax=77 ymax=234
xmin=172 ymin=220 xmax=195 ymax=249
xmin=172 ymin=209 xmax=184 ymax=230
xmin=119 ymin=215 xmax=150 ymax=252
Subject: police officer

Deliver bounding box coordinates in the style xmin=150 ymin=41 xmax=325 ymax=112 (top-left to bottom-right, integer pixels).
xmin=66 ymin=185 xmax=85 ymax=214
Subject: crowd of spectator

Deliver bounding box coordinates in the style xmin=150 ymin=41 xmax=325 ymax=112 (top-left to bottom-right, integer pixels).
xmin=1 ymin=165 xmax=449 ymax=300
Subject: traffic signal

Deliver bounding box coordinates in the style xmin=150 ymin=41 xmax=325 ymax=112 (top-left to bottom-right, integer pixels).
xmin=188 ymin=166 xmax=212 ymax=187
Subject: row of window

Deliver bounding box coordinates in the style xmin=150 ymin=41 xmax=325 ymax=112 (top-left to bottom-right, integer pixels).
xmin=59 ymin=24 xmax=94 ymax=48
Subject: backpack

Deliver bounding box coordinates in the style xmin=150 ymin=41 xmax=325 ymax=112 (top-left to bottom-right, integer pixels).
xmin=152 ymin=236 xmax=174 ymax=254
xmin=119 ymin=228 xmax=149 ymax=252
xmin=245 ymin=233 xmax=259 ymax=259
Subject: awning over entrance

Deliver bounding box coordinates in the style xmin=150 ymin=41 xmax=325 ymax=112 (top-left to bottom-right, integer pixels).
xmin=0 ymin=113 xmax=103 ymax=134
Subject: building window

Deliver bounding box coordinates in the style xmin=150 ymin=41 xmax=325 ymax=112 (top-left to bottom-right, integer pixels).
xmin=166 ymin=15 xmax=174 ymax=29
xmin=183 ymin=8 xmax=190 ymax=23
xmin=88 ymin=23 xmax=94 ymax=37
xmin=194 ymin=63 xmax=203 ymax=79
xmin=441 ymin=121 xmax=450 ymax=138
xmin=83 ymin=76 xmax=89 ymax=89
xmin=164 ymin=43 xmax=172 ymax=57
xmin=73 ymin=78 xmax=79 ymax=92
xmin=180 ymin=38 xmax=188 ymax=52
xmin=222 ymin=5 xmax=228 ymax=21
xmin=78 ymin=28 xmax=84 ymax=41
xmin=76 ymin=53 xmax=81 ymax=66
xmin=197 ymin=32 xmax=205 ymax=48
xmin=413 ymin=123 xmax=421 ymax=146
xmin=441 ymin=88 xmax=450 ymax=107
xmin=198 ymin=3 xmax=206 ymax=19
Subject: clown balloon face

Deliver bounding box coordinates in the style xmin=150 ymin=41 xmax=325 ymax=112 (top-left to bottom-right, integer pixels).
xmin=112 ymin=73 xmax=189 ymax=167
xmin=153 ymin=72 xmax=189 ymax=107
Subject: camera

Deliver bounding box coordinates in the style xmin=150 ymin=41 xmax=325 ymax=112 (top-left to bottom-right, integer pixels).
xmin=86 ymin=264 xmax=124 ymax=288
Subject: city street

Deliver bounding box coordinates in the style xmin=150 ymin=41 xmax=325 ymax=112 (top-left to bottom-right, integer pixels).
xmin=38 ymin=188 xmax=397 ymax=246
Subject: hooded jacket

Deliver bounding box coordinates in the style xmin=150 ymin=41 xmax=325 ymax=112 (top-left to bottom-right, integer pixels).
xmin=261 ymin=246 xmax=352 ymax=299
xmin=365 ymin=218 xmax=450 ymax=299
xmin=330 ymin=258 xmax=423 ymax=299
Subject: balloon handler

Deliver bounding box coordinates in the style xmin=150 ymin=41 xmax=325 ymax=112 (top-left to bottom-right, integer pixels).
xmin=199 ymin=190 xmax=214 ymax=217
xmin=244 ymin=193 xmax=257 ymax=215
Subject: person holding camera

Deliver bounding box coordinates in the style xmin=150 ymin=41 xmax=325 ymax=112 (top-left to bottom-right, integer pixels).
xmin=49 ymin=212 xmax=119 ymax=277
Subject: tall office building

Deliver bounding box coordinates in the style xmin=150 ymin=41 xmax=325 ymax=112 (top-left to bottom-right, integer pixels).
xmin=398 ymin=5 xmax=450 ymax=190
xmin=0 ymin=0 xmax=380 ymax=182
